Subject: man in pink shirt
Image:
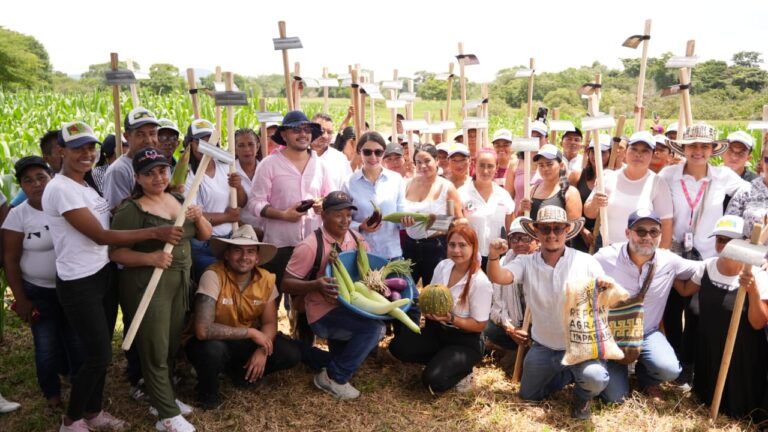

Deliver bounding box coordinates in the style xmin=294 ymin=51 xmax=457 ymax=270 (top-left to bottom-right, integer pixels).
xmin=282 ymin=191 xmax=384 ymax=400
xmin=248 ymin=111 xmax=334 ymax=287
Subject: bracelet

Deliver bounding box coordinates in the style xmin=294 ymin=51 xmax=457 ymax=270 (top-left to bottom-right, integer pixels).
xmin=488 ymin=256 xmax=500 ymax=261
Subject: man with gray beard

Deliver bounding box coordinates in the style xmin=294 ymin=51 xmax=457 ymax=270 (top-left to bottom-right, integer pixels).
xmin=594 ymin=209 xmax=701 ymax=403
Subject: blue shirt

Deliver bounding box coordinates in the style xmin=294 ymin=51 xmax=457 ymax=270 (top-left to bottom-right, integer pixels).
xmin=343 ymin=168 xmax=405 ymax=259
xmin=594 ymin=242 xmax=701 ymax=334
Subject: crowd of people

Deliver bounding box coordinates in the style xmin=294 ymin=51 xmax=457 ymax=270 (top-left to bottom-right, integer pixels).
xmin=1 ymin=106 xmax=767 ymax=431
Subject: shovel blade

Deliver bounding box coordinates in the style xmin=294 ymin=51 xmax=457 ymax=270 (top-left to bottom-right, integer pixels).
xmin=438 ymin=121 xmax=457 ymax=130
xmin=581 ymin=115 xmax=616 ymax=131
xmin=301 ymin=77 xmax=321 ymax=88
xmin=256 ymin=111 xmax=284 ymax=123
xmin=661 ymin=85 xmax=681 ymax=97
xmin=666 ymin=56 xmax=699 ymax=69
xmin=385 ymin=100 xmax=407 ymax=109
xmin=398 ymin=92 xmax=417 ymax=102
xmin=511 ymin=137 xmax=539 ymax=152
xmin=720 ymin=240 xmax=768 ymax=267
xmin=318 ymin=78 xmax=339 ymax=87
xmin=198 ymin=138 xmax=235 ymax=165
xmin=214 ymin=91 xmax=248 ymax=106
xmin=514 ymin=69 xmax=534 ymax=78
xmin=549 ymin=120 xmax=576 ymax=132
xmin=462 ymin=117 xmax=488 ymax=129
xmin=429 ymin=215 xmax=454 ymax=232
xmin=273 ymin=37 xmax=302 ymax=50
xmin=105 ymin=69 xmax=137 ymax=86
xmin=622 ymin=35 xmax=644 ymax=49
xmin=578 ymin=84 xmax=597 ymax=97
xmin=380 ymin=80 xmax=403 ymax=90
xmin=401 ymin=120 xmax=429 ymax=131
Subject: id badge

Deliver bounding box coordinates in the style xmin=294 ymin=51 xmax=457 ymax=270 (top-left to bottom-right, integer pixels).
xmin=684 ymin=231 xmax=694 ymax=252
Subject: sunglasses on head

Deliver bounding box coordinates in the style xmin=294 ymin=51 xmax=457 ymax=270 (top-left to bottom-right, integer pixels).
xmin=362 ymin=149 xmax=384 ymax=157
xmin=632 ymin=228 xmax=661 ymax=238
xmin=534 ymin=224 xmax=568 ymax=235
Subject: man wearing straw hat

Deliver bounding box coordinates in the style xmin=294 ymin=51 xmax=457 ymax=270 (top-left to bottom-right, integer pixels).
xmin=186 ymin=225 xmax=302 ymax=410
xmin=486 ymin=205 xmax=615 ymax=420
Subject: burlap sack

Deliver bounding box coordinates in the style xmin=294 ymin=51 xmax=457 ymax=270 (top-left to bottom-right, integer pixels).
xmin=562 ymin=277 xmax=629 ymax=366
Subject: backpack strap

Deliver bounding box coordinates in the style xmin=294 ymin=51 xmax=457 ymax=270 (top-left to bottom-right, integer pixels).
xmin=306 ymin=228 xmax=325 ymax=281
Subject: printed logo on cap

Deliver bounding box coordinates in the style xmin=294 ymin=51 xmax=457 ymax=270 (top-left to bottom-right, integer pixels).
xmin=62 ymin=121 xmax=96 ymax=142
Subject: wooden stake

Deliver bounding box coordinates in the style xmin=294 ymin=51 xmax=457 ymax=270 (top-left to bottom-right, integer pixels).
xmin=278 ymin=21 xmax=294 ymax=111
xmin=109 ymin=53 xmax=123 ymax=157
xmin=369 ymin=70 xmax=376 ymax=130
xmin=322 ymin=67 xmax=330 ymax=113
xmin=762 ymin=105 xmax=768 ymax=146
xmin=526 ymin=58 xmax=536 ymax=121
xmin=549 ymin=108 xmax=559 ymax=144
xmin=523 ymin=116 xmax=532 ymax=218
xmin=458 ymin=43 xmax=467 ymax=120
xmin=481 ymin=84 xmax=489 ymax=149
xmin=423 ymin=112 xmax=431 ymax=145
xmin=350 ymin=67 xmax=362 ymax=142
xmin=126 ymin=58 xmax=141 ymax=108
xmin=633 ymin=19 xmax=652 ymax=132
xmin=186 ymin=68 xmax=201 ymax=120
xmin=407 ymin=79 xmax=415 ymax=164
xmin=390 ymin=69 xmax=399 ymax=147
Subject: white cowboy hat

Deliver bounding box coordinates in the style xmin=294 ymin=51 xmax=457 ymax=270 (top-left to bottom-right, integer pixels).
xmin=668 ymin=123 xmax=728 ymax=157
xmin=520 ymin=205 xmax=585 ymax=241
xmin=210 ymin=224 xmax=277 ymax=265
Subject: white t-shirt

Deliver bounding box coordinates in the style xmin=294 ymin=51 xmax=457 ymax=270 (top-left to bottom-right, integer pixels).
xmin=692 ymin=258 xmax=768 ymax=299
xmin=42 ymin=175 xmax=111 ymax=281
xmin=589 ymin=167 xmax=673 ymax=245
xmin=458 ymin=181 xmax=515 ymax=256
xmin=430 ymin=258 xmax=493 ymax=323
xmin=565 ymin=154 xmax=583 ymax=174
xmin=185 ymin=161 xmax=234 ymax=237
xmin=503 ymin=247 xmax=605 ymax=350
xmin=1 ymin=201 xmax=57 ymax=288
xmin=318 ymin=147 xmax=353 ymax=190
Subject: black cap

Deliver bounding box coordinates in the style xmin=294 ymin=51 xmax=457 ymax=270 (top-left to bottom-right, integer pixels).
xmin=562 ymin=127 xmax=583 ymax=138
xmin=132 ymin=147 xmax=170 ymax=174
xmin=322 ymin=191 xmax=357 ymax=212
xmin=14 ymin=156 xmax=52 ymax=181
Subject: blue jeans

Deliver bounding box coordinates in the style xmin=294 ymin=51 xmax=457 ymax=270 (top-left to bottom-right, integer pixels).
xmin=308 ymin=306 xmax=384 ymax=384
xmin=191 ymin=238 xmax=217 ymax=283
xmin=24 ymin=281 xmax=85 ymax=399
xmin=602 ymin=330 xmax=681 ymax=403
xmin=519 ymin=343 xmax=610 ymax=402
xmin=482 ymin=321 xmax=519 ymax=351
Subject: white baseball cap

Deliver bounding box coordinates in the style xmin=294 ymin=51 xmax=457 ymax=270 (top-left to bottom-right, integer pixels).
xmin=531 ymin=120 xmax=548 ymax=136
xmin=727 ymin=130 xmax=754 ymax=150
xmin=628 ymin=131 xmax=656 ymax=149
xmin=492 ymin=129 xmax=513 ymax=143
xmin=709 ymin=215 xmax=745 ymax=239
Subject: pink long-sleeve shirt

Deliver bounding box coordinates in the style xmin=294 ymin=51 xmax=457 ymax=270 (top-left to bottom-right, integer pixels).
xmin=248 ymin=149 xmax=334 ymax=248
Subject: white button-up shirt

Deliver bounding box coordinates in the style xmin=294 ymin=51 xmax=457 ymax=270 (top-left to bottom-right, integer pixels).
xmin=658 ymin=163 xmax=748 ymax=259
xmin=458 ymin=181 xmax=515 ymax=256
xmin=431 ymin=258 xmax=493 ymax=322
xmin=319 ymin=147 xmax=353 ymax=190
xmin=503 ymin=247 xmax=605 ymax=350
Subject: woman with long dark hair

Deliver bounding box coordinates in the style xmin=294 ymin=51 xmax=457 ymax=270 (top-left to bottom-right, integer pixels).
xmin=389 ymin=224 xmax=493 ymax=393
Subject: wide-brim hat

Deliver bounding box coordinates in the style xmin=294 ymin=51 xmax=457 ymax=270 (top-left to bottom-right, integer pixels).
xmin=210 ymin=225 xmax=277 ymax=265
xmin=668 ymin=123 xmax=728 ymax=157
xmin=271 ymin=110 xmax=322 ymax=146
xmin=520 ymin=205 xmax=585 ymax=241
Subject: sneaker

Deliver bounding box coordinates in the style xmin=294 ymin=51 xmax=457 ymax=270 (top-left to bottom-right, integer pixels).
xmin=196 ymin=393 xmax=222 ymax=411
xmin=149 ymin=399 xmax=194 ymax=417
xmin=0 ymin=394 xmax=20 ymax=413
xmin=570 ymin=397 xmax=592 ymax=420
xmin=155 ymin=414 xmax=196 ymax=432
xmin=454 ymin=372 xmax=474 ymax=393
xmin=84 ymin=411 xmax=130 ymax=431
xmin=641 ymin=384 xmax=665 ymax=402
xmin=674 ymin=364 xmax=693 ymax=392
xmin=313 ymin=368 xmax=360 ymax=400
xmin=59 ymin=419 xmax=89 ymax=432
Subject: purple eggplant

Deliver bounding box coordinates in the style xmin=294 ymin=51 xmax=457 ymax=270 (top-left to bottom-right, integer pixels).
xmin=385 ymin=277 xmax=409 ymax=293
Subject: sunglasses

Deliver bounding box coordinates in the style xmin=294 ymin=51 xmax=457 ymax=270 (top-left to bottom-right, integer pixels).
xmin=361 ymin=149 xmax=384 ymax=157
xmin=508 ymin=234 xmax=533 ymax=243
xmin=290 ymin=125 xmax=313 ymax=134
xmin=534 ymin=224 xmax=567 ymax=235
xmin=632 ymin=228 xmax=661 ymax=238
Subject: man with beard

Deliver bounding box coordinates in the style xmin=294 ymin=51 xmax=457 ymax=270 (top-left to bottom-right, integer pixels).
xmin=311 ymin=113 xmax=353 ymax=189
xmin=248 ymin=111 xmax=334 ymax=288
xmin=594 ymin=209 xmax=700 ymax=403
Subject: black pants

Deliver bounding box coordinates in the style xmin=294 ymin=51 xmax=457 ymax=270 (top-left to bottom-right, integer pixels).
xmin=185 ymin=333 xmax=301 ymax=397
xmin=402 ymin=236 xmax=446 ymax=286
xmin=56 ymin=263 xmax=118 ymax=420
xmin=389 ymin=320 xmax=483 ymax=393
xmin=262 ymin=246 xmax=295 ymax=292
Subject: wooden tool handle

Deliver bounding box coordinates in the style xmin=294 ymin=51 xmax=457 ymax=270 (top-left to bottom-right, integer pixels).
xmin=512 ymin=307 xmax=532 ymax=383
xmin=224 ymin=72 xmax=239 ymax=233
xmin=709 ymin=267 xmax=750 ymax=420
xmin=591 ymin=74 xmax=609 ymax=245
xmin=523 ymin=117 xmax=532 ymax=218
xmin=215 ymin=66 xmax=223 ymax=139
xmin=186 ymin=68 xmax=200 ymax=120
xmin=634 ymin=19 xmax=652 ymax=132
xmin=110 ymin=53 xmax=123 ymax=157
xmin=123 ymin=131 xmax=221 ymax=350
xmin=526 ymin=58 xmax=536 ymax=120
xmin=608 ymin=115 xmax=626 ymax=169
xmin=126 ymin=59 xmax=141 ymax=108
xmin=278 ymin=21 xmax=294 ymax=111
xmin=350 ymin=68 xmax=361 ymax=141
xmin=259 ymin=98 xmax=269 ymax=156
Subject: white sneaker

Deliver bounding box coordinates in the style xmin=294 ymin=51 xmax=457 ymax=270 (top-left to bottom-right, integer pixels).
xmin=155 ymin=414 xmax=196 ymax=432
xmin=455 ymin=372 xmax=474 ymax=393
xmin=59 ymin=419 xmax=89 ymax=432
xmin=84 ymin=410 xmax=130 ymax=430
xmin=149 ymin=399 xmax=194 ymax=417
xmin=313 ymin=368 xmax=360 ymax=400
xmin=0 ymin=393 xmax=20 ymax=413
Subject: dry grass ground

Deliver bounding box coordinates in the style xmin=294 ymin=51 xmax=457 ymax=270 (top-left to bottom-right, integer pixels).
xmin=0 ymin=306 xmax=759 ymax=432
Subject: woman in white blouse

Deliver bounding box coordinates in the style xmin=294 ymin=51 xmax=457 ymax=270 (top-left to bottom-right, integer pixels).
xmin=458 ymin=149 xmax=515 ymax=269
xmin=388 ymin=224 xmax=493 ymax=393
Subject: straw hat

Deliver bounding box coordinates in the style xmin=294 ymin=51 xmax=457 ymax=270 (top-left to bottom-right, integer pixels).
xmin=668 ymin=123 xmax=728 ymax=157
xmin=520 ymin=205 xmax=585 ymax=241
xmin=210 ymin=225 xmax=277 ymax=264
